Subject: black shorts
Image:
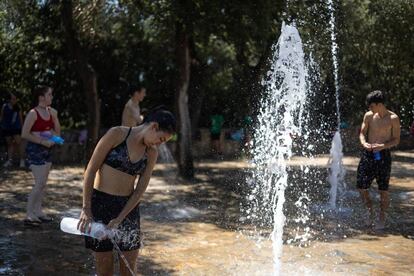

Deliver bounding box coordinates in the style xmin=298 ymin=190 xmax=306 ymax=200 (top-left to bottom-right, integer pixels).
xmin=356 ymin=149 xmax=391 ymax=191
xmin=211 ymin=132 xmax=221 ymax=140
xmin=85 ymin=189 xmax=141 ymax=252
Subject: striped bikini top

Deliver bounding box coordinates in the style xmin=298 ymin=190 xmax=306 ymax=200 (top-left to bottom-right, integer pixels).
xmin=103 ymin=128 xmax=147 ymax=176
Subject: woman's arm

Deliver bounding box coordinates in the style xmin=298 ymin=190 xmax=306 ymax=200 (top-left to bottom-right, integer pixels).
xmin=107 ymin=146 xmax=158 ymax=228
xmin=50 ymin=108 xmax=61 ymax=136
xmin=78 ymin=127 xmax=123 ymax=232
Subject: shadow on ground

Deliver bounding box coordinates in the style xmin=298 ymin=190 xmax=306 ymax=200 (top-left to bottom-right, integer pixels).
xmin=0 ymin=151 xmax=413 ymax=275
xmin=147 ymin=156 xmax=414 ymax=244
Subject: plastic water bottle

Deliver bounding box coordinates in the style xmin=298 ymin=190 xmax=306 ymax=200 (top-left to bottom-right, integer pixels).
xmin=39 ymin=131 xmax=64 ymax=145
xmin=50 ymin=135 xmax=64 ymax=145
xmin=373 ymin=151 xmax=381 ymax=161
xmin=60 ymin=217 xmax=110 ymax=240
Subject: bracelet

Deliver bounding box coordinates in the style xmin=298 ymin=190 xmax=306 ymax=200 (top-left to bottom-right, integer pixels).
xmin=82 ymin=206 xmax=91 ymax=211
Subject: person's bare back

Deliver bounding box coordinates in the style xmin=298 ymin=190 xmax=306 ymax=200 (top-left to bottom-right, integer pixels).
xmin=121 ymin=86 xmax=146 ymax=127
xmin=122 ymin=99 xmax=141 ymax=127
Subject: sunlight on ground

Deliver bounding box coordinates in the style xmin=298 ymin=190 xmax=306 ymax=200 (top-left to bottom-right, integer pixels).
xmin=0 ymin=151 xmax=413 ymax=275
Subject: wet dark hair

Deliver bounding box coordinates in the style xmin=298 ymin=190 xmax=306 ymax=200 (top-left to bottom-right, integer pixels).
xmin=366 ymin=90 xmax=385 ymax=106
xmin=33 ymin=85 xmax=51 ymax=103
xmin=143 ymin=105 xmax=176 ymax=133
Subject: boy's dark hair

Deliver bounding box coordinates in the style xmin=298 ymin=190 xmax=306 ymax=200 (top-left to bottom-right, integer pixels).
xmin=143 ymin=105 xmax=176 ymax=133
xmin=33 ymin=85 xmax=51 ymax=103
xmin=366 ymin=90 xmax=385 ymax=106
xmin=129 ymin=84 xmax=145 ymax=96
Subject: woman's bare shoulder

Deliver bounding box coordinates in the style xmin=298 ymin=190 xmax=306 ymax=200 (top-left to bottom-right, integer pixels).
xmin=101 ymin=126 xmax=130 ymax=146
xmin=106 ymin=126 xmax=130 ymax=138
xmin=49 ymin=107 xmax=58 ymax=114
xmin=25 ymin=109 xmax=37 ymax=119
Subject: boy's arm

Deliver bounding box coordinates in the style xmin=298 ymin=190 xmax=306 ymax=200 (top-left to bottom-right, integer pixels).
xmin=383 ymin=115 xmax=401 ymax=149
xmin=359 ymin=113 xmax=372 ymax=150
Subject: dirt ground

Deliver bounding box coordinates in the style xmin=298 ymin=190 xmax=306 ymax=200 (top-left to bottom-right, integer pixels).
xmin=0 ymin=150 xmax=413 ymax=275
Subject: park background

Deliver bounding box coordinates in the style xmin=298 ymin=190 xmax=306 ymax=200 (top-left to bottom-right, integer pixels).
xmin=1 ymin=0 xmax=413 ymax=177
xmin=0 ymin=1 xmax=414 ymax=275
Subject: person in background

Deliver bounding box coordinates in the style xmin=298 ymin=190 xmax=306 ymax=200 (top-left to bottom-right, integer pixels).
xmin=78 ymin=107 xmax=175 ymax=276
xmin=122 ymin=85 xmax=146 ymax=127
xmin=21 ymin=86 xmax=61 ymax=226
xmin=0 ymin=93 xmax=25 ymax=168
xmin=242 ymin=115 xmax=253 ymax=153
xmin=357 ymin=90 xmax=400 ymax=230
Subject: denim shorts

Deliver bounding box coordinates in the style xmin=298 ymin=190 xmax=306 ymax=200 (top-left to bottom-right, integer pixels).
xmin=26 ymin=142 xmax=52 ymax=166
xmin=84 ymin=189 xmax=141 ymax=252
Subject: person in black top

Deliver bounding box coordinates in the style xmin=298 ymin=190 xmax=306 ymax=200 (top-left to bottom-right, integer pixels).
xmin=78 ymin=107 xmax=176 ymax=276
xmin=0 ymin=93 xmax=24 ymax=168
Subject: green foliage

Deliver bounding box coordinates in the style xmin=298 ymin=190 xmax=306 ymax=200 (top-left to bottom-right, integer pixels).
xmin=339 ymin=0 xmax=414 ymax=127
xmin=0 ymin=0 xmax=413 ymax=131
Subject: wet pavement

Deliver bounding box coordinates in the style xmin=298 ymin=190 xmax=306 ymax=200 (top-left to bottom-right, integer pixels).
xmin=0 ymin=151 xmax=413 ymax=275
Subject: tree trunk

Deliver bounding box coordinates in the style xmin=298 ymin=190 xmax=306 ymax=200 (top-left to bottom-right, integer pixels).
xmin=82 ymin=69 xmax=100 ymax=159
xmin=61 ymin=0 xmax=100 ymax=160
xmin=189 ymin=62 xmax=207 ymax=139
xmin=234 ymin=38 xmax=274 ymax=117
xmin=187 ymin=36 xmax=206 ymax=138
xmin=175 ymin=22 xmax=194 ymax=179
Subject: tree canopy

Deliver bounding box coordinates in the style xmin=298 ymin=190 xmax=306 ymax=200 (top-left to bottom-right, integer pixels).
xmin=1 ymin=0 xmax=413 ymax=130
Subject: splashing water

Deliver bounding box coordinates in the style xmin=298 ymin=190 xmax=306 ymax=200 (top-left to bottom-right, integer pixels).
xmin=328 ymin=0 xmax=340 ymax=128
xmin=111 ymin=238 xmax=137 ymax=276
xmin=106 ymin=227 xmax=142 ymax=276
xmin=248 ymin=22 xmax=310 ymax=275
xmin=157 ymin=143 xmax=178 ymax=180
xmin=327 ymin=0 xmax=346 ymax=208
xmin=158 ymin=144 xmax=175 ymax=164
xmin=328 ymin=131 xmax=346 ymax=209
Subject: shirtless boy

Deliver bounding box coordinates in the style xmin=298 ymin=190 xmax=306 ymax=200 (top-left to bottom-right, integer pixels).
xmin=122 ymin=86 xmax=146 ymax=127
xmin=357 ymin=90 xmax=400 ymax=229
